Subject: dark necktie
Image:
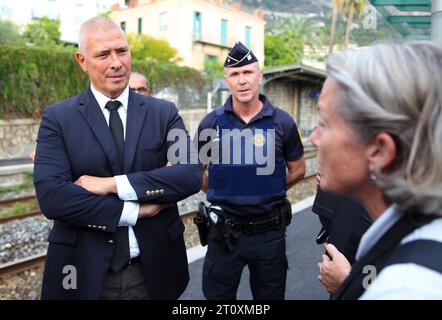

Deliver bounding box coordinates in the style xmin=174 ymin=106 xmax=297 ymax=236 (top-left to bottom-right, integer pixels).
xmin=105 ymin=100 xmax=130 ymax=272
xmin=105 ymin=100 xmax=124 ymax=171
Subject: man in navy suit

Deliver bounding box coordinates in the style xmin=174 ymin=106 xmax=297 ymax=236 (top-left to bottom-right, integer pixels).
xmin=33 ymin=16 xmax=201 ymax=299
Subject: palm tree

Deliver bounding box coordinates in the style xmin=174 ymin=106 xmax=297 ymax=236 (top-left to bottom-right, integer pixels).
xmin=275 ymin=16 xmax=323 ymax=61
xmin=329 ymin=0 xmax=345 ymax=55
xmin=344 ymin=0 xmax=367 ymax=48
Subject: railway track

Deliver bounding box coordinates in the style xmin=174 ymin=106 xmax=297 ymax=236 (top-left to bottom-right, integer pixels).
xmin=0 ymin=195 xmax=36 ymax=206
xmin=0 ymin=210 xmax=42 ymax=224
xmin=0 ymin=176 xmax=317 ymax=299
xmin=0 ymin=209 xmax=197 ymax=279
xmin=0 ymin=194 xmax=40 ymax=224
xmin=0 ymin=253 xmax=46 ymax=280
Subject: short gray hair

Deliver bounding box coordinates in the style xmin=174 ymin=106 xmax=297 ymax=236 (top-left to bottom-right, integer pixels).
xmin=78 ymin=16 xmax=123 ymax=54
xmin=327 ymin=41 xmax=442 ymax=216
xmin=131 ymin=71 xmax=148 ymax=83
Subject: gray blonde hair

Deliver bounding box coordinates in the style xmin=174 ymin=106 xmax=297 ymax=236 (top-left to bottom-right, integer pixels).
xmin=327 ymin=41 xmax=442 ymax=216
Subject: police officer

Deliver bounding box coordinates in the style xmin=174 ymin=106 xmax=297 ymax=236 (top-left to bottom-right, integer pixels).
xmin=196 ymin=42 xmax=306 ymax=300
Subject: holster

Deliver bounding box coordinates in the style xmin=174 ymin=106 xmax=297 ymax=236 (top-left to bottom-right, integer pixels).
xmin=194 ymin=202 xmax=210 ymax=246
xmin=206 ymin=207 xmax=240 ymax=252
xmin=279 ymin=198 xmax=292 ymax=227
xmin=206 ymin=200 xmax=292 ymax=252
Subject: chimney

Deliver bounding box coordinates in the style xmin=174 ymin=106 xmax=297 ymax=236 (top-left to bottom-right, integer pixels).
xmin=254 ymin=9 xmax=265 ymax=20
xmin=232 ymin=2 xmax=241 ymax=11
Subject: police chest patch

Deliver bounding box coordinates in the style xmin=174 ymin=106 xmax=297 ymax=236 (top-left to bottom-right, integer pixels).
xmin=253 ymin=133 xmax=266 ymax=147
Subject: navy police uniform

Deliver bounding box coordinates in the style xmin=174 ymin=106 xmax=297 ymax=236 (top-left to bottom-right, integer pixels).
xmin=198 ymin=95 xmax=304 ymax=217
xmin=197 ymin=42 xmax=304 ymax=299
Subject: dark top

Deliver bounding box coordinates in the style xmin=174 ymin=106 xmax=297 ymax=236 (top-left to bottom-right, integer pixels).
xmin=197 ymin=94 xmax=304 ymax=218
xmin=312 ymin=189 xmax=373 ymax=264
xmin=34 ymin=88 xmax=201 ymax=299
xmin=333 ymin=212 xmax=441 ymax=300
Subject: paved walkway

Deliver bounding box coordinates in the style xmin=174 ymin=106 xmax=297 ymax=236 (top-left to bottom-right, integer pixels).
xmin=181 ymin=202 xmax=329 ymax=300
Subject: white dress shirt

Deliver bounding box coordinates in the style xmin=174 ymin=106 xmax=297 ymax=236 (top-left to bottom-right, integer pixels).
xmin=90 ymin=84 xmax=140 ymax=258
xmin=357 ymin=205 xmax=442 ymax=299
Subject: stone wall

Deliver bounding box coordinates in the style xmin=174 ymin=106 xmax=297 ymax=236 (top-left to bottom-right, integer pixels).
xmin=0 ymin=119 xmax=39 ymax=160
xmin=0 ymin=164 xmax=34 ymax=188
xmin=264 ymin=80 xmax=322 ymax=139
xmin=263 ymin=79 xmax=320 ymax=178
xmin=264 ymin=80 xmax=293 ymax=115
xmin=178 ymin=109 xmax=207 ymax=139
xmin=298 ymin=84 xmax=322 ymax=138
xmin=304 ymin=145 xmax=318 ymax=178
xmin=0 ymin=110 xmax=207 ymax=160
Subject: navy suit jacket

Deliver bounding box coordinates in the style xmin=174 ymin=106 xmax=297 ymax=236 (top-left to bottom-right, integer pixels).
xmin=34 ymin=87 xmax=202 ymax=299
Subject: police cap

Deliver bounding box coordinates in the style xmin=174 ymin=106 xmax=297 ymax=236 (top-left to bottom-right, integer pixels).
xmin=224 ymin=41 xmax=258 ymax=68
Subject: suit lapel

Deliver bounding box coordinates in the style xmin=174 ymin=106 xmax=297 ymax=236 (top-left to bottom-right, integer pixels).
xmin=124 ymin=91 xmax=147 ymax=172
xmin=77 ymin=88 xmax=122 ymax=175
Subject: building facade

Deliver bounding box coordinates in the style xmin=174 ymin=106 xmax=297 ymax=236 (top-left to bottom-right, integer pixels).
xmin=109 ymin=0 xmax=265 ymax=70
xmin=0 ymin=0 xmax=120 ymax=44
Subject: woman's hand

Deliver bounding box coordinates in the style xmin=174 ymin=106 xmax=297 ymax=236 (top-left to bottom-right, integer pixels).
xmin=317 ymin=243 xmax=351 ymax=294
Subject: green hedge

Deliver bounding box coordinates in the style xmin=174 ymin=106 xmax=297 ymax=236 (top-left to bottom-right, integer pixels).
xmin=0 ymin=45 xmax=205 ymax=119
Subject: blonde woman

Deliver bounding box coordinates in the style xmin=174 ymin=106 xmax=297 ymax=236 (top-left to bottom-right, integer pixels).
xmin=311 ymin=42 xmax=442 ymax=299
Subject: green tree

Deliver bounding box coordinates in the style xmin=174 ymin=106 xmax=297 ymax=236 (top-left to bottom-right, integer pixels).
xmin=265 ymin=17 xmax=322 ymax=67
xmin=203 ymin=58 xmax=224 ymax=80
xmin=203 ymin=58 xmax=224 ymax=94
xmin=24 ymin=16 xmax=61 ymax=46
xmin=329 ymin=0 xmax=367 ymax=53
xmin=0 ymin=20 xmax=24 ymax=45
xmin=99 ymin=11 xmax=111 ymax=18
xmin=343 ymin=0 xmax=367 ymax=48
xmin=320 ymin=18 xmax=345 ymax=51
xmin=127 ymin=33 xmax=181 ymax=64
xmin=276 ymin=17 xmax=322 ymax=52
xmin=264 ymin=33 xmax=298 ymax=67
xmin=329 ymin=0 xmax=345 ymax=54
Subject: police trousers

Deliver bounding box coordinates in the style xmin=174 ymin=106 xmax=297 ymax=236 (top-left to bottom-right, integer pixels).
xmin=202 ymin=226 xmax=288 ymax=300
